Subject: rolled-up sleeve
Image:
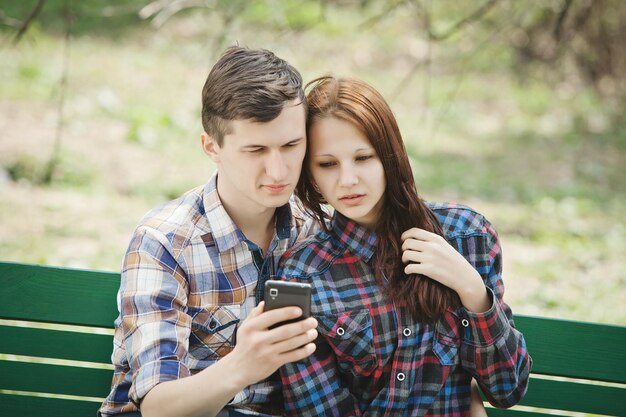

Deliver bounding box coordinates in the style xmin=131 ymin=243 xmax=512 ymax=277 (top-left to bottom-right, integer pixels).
xmin=119 ymin=227 xmax=192 ymax=406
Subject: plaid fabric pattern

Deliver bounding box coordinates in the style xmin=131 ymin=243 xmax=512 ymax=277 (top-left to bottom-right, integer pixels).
xmin=278 ymin=202 xmax=531 ymax=417
xmin=98 ymin=172 xmax=315 ymax=416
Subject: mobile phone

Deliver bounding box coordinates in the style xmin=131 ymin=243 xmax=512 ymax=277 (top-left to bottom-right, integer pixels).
xmin=263 ymin=280 xmax=311 ymax=328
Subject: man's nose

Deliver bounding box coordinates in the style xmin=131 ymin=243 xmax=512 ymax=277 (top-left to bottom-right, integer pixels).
xmin=265 ymin=150 xmax=288 ymax=181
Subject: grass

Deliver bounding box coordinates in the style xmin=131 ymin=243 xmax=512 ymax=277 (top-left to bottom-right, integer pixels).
xmin=0 ymin=4 xmax=624 ymax=325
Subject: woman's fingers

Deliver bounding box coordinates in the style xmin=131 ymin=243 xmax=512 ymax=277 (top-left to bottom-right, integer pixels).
xmin=401 ymin=247 xmax=425 ymax=264
xmin=400 ymin=227 xmax=436 ymax=242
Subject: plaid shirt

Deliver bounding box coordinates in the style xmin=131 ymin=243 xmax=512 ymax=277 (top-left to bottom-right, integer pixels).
xmin=99 ymin=172 xmax=316 ymax=417
xmin=277 ymin=203 xmax=531 ymax=417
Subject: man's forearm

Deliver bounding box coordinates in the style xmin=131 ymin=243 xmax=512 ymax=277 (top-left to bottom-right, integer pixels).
xmin=140 ymin=354 xmax=247 ymax=417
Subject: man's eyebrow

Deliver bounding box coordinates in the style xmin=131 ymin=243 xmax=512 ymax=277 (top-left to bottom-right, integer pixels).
xmin=239 ymin=137 xmax=304 ymax=149
xmin=284 ymin=137 xmax=305 ymax=144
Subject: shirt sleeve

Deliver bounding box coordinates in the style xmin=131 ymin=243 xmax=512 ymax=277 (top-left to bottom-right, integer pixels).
xmin=457 ymin=219 xmax=532 ymax=408
xmin=118 ymin=227 xmax=192 ymax=406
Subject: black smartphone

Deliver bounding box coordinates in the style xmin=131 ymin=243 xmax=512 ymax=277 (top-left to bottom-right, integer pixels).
xmin=263 ymin=280 xmax=312 ymax=328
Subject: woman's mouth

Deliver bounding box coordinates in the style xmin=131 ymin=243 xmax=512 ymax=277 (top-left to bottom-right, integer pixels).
xmin=339 ymin=194 xmax=365 ymax=206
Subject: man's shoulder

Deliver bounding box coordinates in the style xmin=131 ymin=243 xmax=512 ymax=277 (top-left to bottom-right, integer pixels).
xmin=133 ymin=184 xmax=209 ymax=247
xmin=280 ymin=229 xmax=339 ymax=278
xmin=426 ymin=201 xmax=493 ymax=238
xmin=288 ymin=197 xmax=321 ymax=239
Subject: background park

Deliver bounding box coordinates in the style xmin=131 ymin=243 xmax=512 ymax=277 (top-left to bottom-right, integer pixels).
xmin=0 ymin=0 xmax=624 ymax=325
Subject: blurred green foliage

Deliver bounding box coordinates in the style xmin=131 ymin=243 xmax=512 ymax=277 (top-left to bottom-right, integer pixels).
xmin=0 ymin=0 xmax=148 ymax=37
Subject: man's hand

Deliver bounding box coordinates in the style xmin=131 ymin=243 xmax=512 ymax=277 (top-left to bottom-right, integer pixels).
xmin=226 ymin=301 xmax=318 ymax=387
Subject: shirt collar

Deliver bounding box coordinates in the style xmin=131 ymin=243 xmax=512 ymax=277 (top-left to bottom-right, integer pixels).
xmin=203 ymin=171 xmax=294 ymax=252
xmin=331 ymin=211 xmax=377 ymax=262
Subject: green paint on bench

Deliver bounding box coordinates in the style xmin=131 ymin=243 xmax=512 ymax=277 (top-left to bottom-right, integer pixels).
xmin=513 ymin=315 xmax=626 ymax=384
xmin=0 ymin=393 xmax=102 ymax=417
xmin=0 ymin=361 xmax=113 ymax=398
xmin=0 ymin=262 xmax=119 ymax=327
xmin=0 ymin=325 xmax=113 ymax=364
xmin=1 ymin=261 xmax=625 ymax=416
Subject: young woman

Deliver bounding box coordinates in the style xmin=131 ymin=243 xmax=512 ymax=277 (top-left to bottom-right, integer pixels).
xmin=276 ymin=76 xmax=531 ymax=416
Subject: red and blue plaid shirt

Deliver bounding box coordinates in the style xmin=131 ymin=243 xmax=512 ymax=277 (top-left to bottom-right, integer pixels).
xmin=277 ymin=202 xmax=531 ymax=416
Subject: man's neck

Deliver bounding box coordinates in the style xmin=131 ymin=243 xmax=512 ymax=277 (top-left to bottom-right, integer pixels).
xmin=216 ymin=184 xmax=277 ymax=254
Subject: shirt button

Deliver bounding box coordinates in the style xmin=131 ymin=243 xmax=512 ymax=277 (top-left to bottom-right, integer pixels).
xmin=461 ymin=319 xmax=470 ymax=327
xmin=397 ymin=372 xmax=406 ymax=381
xmin=336 ymin=327 xmax=345 ymax=336
xmin=402 ymin=328 xmax=412 ymax=337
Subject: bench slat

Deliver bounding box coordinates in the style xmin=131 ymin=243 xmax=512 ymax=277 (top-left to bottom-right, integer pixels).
xmin=0 ymin=360 xmax=113 ymax=398
xmin=487 ymin=408 xmax=569 ymax=417
xmin=0 ymin=324 xmax=113 ymax=364
xmin=0 ymin=262 xmax=119 ymax=328
xmin=514 ymin=315 xmax=626 ymax=384
xmin=518 ymin=377 xmax=626 ymax=415
xmin=0 ymin=392 xmax=101 ymax=417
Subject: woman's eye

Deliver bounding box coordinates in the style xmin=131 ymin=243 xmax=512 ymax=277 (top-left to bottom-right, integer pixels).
xmin=356 ymin=155 xmax=373 ymax=162
xmin=318 ymin=161 xmax=336 ymax=168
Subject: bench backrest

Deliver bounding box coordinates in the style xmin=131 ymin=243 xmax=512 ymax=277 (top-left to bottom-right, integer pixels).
xmin=0 ymin=262 xmax=118 ymax=416
xmin=1 ymin=261 xmax=625 ymax=416
xmin=489 ymin=315 xmax=626 ymax=417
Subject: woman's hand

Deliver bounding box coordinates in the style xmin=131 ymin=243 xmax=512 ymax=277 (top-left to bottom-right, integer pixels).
xmin=400 ymin=228 xmax=490 ymax=313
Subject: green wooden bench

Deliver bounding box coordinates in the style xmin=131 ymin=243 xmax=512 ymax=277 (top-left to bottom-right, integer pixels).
xmin=1 ymin=261 xmax=625 ymax=416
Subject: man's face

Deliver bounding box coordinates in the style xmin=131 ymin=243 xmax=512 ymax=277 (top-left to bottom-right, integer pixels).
xmin=203 ymin=100 xmax=306 ymax=214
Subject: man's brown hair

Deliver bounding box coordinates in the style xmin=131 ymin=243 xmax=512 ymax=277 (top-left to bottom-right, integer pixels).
xmin=201 ymin=46 xmax=306 ymax=146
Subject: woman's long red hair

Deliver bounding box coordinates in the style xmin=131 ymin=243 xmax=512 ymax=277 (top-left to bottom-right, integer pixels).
xmin=296 ymin=76 xmax=459 ymax=323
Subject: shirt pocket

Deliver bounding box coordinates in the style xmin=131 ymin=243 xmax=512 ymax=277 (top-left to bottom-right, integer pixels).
xmin=432 ymin=308 xmax=461 ymax=366
xmin=317 ymin=309 xmax=377 ymax=375
xmin=189 ymin=304 xmax=241 ymax=361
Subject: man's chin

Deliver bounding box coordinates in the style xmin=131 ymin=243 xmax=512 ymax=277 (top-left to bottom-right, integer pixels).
xmin=257 ymin=194 xmax=292 ymax=209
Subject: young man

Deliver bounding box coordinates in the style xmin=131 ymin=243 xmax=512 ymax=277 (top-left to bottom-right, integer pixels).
xmin=99 ymin=46 xmax=319 ymax=417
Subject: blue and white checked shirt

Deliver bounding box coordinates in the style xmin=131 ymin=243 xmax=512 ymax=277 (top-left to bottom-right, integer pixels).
xmin=99 ymin=172 xmax=316 ymax=416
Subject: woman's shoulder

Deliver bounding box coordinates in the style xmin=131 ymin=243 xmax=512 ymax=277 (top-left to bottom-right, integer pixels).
xmin=279 ymin=230 xmax=343 ymax=279
xmin=426 ymin=201 xmax=496 ymax=239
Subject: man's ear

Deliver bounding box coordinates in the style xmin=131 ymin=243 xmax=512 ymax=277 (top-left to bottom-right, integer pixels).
xmin=201 ymin=132 xmax=221 ymax=163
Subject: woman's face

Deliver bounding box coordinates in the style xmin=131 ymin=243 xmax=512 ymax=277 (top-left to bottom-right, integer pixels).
xmin=308 ymin=116 xmax=386 ymax=228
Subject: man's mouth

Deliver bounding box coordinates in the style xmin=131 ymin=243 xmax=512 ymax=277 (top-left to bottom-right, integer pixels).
xmin=263 ymin=184 xmax=288 ymax=193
